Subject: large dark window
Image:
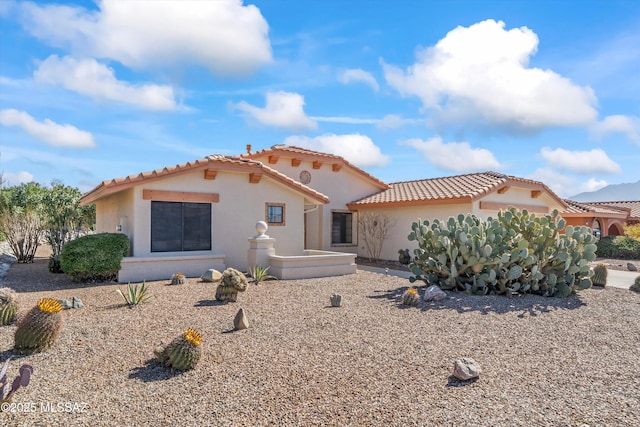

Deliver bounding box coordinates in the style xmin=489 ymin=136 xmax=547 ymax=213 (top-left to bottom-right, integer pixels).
xmin=151 ymin=201 xmax=211 ymax=252
xmin=332 ymin=211 xmax=353 ymax=244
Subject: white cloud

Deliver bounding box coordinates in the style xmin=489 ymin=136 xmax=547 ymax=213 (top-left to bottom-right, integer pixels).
xmin=401 ymin=136 xmax=502 ymax=172
xmin=2 ymin=171 xmax=35 ymax=186
xmin=528 ymin=168 xmax=608 ymax=198
xmin=0 ymin=109 xmax=95 ymax=148
xmin=590 ymin=115 xmax=640 ymax=143
xmin=376 ymin=114 xmax=424 ymax=129
xmin=34 ymin=55 xmax=178 ymax=111
xmin=540 ymin=147 xmax=621 ymax=174
xmin=383 ymin=19 xmax=598 ymax=133
xmin=284 ymin=133 xmax=389 ymax=167
xmin=338 ymin=69 xmax=379 ymax=92
xmin=233 ymin=91 xmax=317 ymax=131
xmin=18 ymin=0 xmax=271 ymax=76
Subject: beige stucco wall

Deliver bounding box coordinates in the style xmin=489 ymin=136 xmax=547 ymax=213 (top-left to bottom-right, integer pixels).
xmin=475 ymin=187 xmax=564 ymax=220
xmin=94 ymin=168 xmax=312 ymax=273
xmin=252 ymin=156 xmax=384 ymax=253
xmin=94 ymin=188 xmax=135 ymax=254
xmin=356 ymin=203 xmax=472 ymax=261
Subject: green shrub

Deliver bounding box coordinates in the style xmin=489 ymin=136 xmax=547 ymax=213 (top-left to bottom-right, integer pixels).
xmin=59 ymin=233 xmax=129 ymax=282
xmin=408 ymin=207 xmax=596 ymax=297
xmin=596 ymin=236 xmax=640 ymax=260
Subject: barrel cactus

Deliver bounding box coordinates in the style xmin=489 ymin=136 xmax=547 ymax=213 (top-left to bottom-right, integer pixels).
xmin=330 ymin=293 xmax=342 ymax=307
xmin=154 ymin=328 xmax=203 ymax=370
xmin=631 ymin=276 xmax=640 ymax=293
xmin=0 ymin=287 xmax=19 ymax=326
xmin=215 ymin=268 xmax=249 ymax=302
xmin=171 ymin=273 xmax=186 ymax=285
xmin=592 ymin=264 xmax=608 ymax=287
xmin=402 ymin=287 xmax=420 ymax=306
xmin=14 ymin=298 xmax=64 ymax=354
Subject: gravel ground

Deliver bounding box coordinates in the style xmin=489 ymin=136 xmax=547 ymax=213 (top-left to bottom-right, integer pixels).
xmin=1 ymin=251 xmax=639 ymax=426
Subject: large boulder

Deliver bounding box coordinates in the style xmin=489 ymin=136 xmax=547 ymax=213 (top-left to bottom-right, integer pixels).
xmin=201 ymin=269 xmax=222 ymax=283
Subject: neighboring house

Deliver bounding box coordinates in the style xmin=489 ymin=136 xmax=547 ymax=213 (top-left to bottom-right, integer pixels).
xmin=81 ymin=145 xmax=636 ymax=282
xmin=561 ymin=200 xmax=631 ymax=237
xmin=589 ymin=201 xmax=640 ymax=226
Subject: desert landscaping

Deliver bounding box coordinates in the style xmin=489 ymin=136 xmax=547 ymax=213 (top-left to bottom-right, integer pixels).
xmin=1 ymin=247 xmax=639 ymax=426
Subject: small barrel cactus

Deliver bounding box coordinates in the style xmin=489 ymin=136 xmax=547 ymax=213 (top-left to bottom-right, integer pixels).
xmin=592 ymin=264 xmax=608 ymax=287
xmin=0 ymin=287 xmax=19 ymax=326
xmin=402 ymin=287 xmax=420 ymax=306
xmin=154 ymin=328 xmax=203 ymax=370
xmin=631 ymin=275 xmax=640 ymax=293
xmin=171 ymin=273 xmax=186 ymax=285
xmin=330 ymin=293 xmax=342 ymax=307
xmin=215 ymin=268 xmax=249 ymax=302
xmin=14 ymin=298 xmax=65 ymax=355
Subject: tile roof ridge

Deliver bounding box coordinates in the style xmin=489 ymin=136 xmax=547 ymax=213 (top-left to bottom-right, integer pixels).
xmin=388 ymin=171 xmax=505 ymax=185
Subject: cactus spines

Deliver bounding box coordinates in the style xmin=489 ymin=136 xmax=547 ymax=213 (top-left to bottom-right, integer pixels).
xmin=171 ymin=272 xmax=186 ymax=285
xmin=330 ymin=293 xmax=342 ymax=307
xmin=154 ymin=328 xmax=203 ymax=370
xmin=215 ymin=268 xmax=249 ymax=302
xmin=592 ymin=264 xmax=608 ymax=287
xmin=0 ymin=287 xmax=19 ymax=326
xmin=402 ymin=287 xmax=420 ymax=306
xmin=14 ymin=298 xmax=64 ymax=355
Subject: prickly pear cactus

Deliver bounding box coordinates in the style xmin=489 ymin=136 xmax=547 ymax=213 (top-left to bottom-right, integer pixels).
xmin=408 ymin=207 xmax=596 ymax=297
xmin=14 ymin=298 xmax=64 ymax=354
xmin=0 ymin=287 xmax=19 ymax=326
xmin=154 ymin=328 xmax=202 ymax=370
xmin=215 ymin=268 xmax=249 ymax=302
xmin=591 ymin=264 xmax=607 ymax=287
xmin=401 ymin=287 xmax=420 ymax=306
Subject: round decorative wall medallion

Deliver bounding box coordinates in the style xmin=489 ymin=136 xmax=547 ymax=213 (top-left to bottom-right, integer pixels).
xmin=300 ymin=170 xmax=311 ymax=184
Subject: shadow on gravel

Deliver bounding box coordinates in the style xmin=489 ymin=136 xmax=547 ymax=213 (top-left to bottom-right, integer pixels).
xmin=446 ymin=375 xmax=478 ymax=387
xmin=194 ymin=299 xmax=227 ymax=307
xmin=369 ymin=285 xmax=587 ymax=316
xmin=3 ymin=257 xmax=118 ymax=293
xmin=128 ymin=358 xmax=185 ymax=382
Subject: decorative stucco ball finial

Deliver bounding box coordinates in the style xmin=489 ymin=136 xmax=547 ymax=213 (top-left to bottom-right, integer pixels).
xmin=255 ymin=221 xmax=269 ymax=238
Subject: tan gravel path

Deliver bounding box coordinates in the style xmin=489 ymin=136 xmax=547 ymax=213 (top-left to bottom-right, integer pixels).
xmin=1 ymin=253 xmax=639 ymax=426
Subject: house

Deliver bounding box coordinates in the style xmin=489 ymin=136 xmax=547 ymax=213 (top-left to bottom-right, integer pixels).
xmin=80 ymin=155 xmax=329 ymax=282
xmin=81 ymin=145 xmax=636 ymax=282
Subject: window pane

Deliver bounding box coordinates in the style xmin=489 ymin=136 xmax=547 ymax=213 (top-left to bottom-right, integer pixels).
xmin=267 ymin=205 xmax=283 ymax=224
xmin=183 ymin=203 xmax=211 ymax=251
xmin=332 ymin=212 xmax=352 ymax=244
xmin=151 ymin=201 xmax=183 ymax=252
xmin=151 ymin=201 xmax=211 ymax=252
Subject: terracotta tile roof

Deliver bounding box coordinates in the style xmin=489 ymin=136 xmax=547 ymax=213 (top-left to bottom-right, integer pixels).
xmin=589 ymin=200 xmax=640 ymax=219
xmin=80 ymin=155 xmax=330 ymax=205
xmin=562 ymin=199 xmax=631 ymax=217
xmin=348 ymin=171 xmax=567 ymax=208
xmin=241 ymin=145 xmax=389 ymax=190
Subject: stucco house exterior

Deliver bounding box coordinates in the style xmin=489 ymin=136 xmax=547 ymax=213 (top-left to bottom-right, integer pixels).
xmin=81 ymin=145 xmax=636 ymax=282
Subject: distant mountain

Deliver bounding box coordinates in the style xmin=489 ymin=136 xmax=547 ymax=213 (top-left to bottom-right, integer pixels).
xmin=570 ymin=180 xmax=640 ymax=202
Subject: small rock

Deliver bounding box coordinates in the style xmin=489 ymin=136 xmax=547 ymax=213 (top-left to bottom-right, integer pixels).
xmin=59 ymin=299 xmax=73 ymax=310
xmin=201 ymin=269 xmax=222 ymax=283
xmin=72 ymin=296 xmax=84 ymax=309
xmin=424 ymin=285 xmax=446 ymax=301
xmin=233 ymin=308 xmax=250 ymax=330
xmin=628 ymin=263 xmax=638 ymax=272
xmin=453 ymin=358 xmax=481 ymax=381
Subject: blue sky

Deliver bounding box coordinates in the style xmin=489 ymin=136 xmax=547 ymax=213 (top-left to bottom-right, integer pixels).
xmin=0 ymin=0 xmax=639 ymax=198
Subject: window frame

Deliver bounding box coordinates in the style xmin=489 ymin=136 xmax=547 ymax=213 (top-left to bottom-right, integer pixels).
xmin=265 ymin=203 xmax=286 ymax=226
